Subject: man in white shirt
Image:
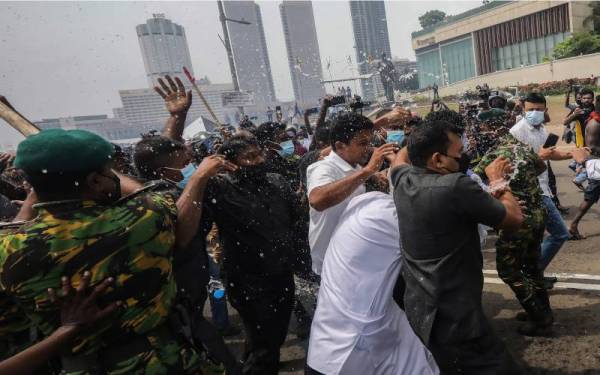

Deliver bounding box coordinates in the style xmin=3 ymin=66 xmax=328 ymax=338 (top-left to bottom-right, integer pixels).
xmin=306 ymin=112 xmax=396 ymax=275
xmin=510 ymin=92 xmax=573 ymax=281
xmin=306 ymin=192 xmax=439 ymax=375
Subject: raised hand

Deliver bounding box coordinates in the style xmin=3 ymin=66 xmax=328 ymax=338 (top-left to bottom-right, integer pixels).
xmin=154 ymin=75 xmax=192 ymax=116
xmin=365 ymin=143 xmax=399 ymax=174
xmin=196 ymin=155 xmax=238 ymax=178
xmin=0 ymin=153 xmax=14 ymax=174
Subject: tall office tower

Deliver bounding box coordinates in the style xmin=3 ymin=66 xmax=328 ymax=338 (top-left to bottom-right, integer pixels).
xmin=280 ymin=1 xmax=325 ymax=108
xmin=349 ymin=1 xmax=392 ymax=100
xmin=223 ymin=1 xmax=277 ymax=110
xmin=136 ymin=14 xmax=194 ymax=86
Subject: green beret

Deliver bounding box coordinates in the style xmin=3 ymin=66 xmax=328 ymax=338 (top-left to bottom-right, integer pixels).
xmin=14 ymin=129 xmax=114 ymax=174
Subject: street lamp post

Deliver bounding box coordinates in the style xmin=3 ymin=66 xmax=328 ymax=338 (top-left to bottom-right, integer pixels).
xmin=217 ymin=0 xmax=251 ymax=116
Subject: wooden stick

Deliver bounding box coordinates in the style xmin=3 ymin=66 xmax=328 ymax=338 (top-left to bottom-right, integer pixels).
xmin=183 ymin=67 xmax=223 ymax=128
xmin=0 ymin=100 xmax=40 ymax=136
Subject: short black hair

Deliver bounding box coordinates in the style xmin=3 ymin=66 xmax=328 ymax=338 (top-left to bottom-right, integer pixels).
xmin=408 ymin=120 xmax=461 ymax=168
xmin=425 ymin=110 xmax=465 ymax=131
xmin=580 ymin=88 xmax=595 ymax=98
xmin=133 ymin=135 xmax=186 ymax=179
xmin=314 ymin=123 xmax=331 ymax=145
xmin=524 ymin=92 xmax=547 ymax=105
xmin=219 ymin=134 xmax=260 ymax=162
xmin=329 ymin=112 xmax=373 ymax=151
xmin=254 ymin=122 xmax=285 ymax=148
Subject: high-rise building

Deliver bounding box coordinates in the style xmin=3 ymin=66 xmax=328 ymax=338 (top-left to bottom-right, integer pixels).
xmin=349 ymin=1 xmax=392 ymax=100
xmin=136 ymin=14 xmax=194 ymax=87
xmin=280 ymin=1 xmax=325 ymax=108
xmin=222 ymin=1 xmax=276 ymax=111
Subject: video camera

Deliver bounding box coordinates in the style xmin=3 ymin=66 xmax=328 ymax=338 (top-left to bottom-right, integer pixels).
xmin=476 ymin=84 xmax=491 ymax=101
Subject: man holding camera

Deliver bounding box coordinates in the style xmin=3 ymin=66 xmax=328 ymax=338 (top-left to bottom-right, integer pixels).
xmin=564 ymin=88 xmax=595 ymax=147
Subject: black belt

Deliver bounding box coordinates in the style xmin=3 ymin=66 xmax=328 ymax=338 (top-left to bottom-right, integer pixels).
xmin=60 ymin=324 xmax=171 ymax=374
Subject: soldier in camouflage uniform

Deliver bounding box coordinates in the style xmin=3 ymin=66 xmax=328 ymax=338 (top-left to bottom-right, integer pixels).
xmin=0 ymin=128 xmax=215 ymax=374
xmin=473 ymin=118 xmax=553 ymax=336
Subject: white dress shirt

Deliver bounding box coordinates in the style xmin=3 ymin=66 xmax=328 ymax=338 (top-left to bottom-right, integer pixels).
xmin=307 ymin=192 xmax=439 ymax=375
xmin=306 ymin=151 xmax=366 ymax=274
xmin=510 ymin=117 xmax=553 ymax=197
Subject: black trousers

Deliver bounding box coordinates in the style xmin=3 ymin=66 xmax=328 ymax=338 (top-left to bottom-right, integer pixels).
xmin=428 ymin=328 xmax=524 ymax=375
xmin=227 ymin=271 xmax=295 ymax=375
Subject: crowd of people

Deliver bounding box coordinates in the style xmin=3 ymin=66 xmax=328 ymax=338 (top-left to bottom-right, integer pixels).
xmin=0 ymin=74 xmax=599 ymax=375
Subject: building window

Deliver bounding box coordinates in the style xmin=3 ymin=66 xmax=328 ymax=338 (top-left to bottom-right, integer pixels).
xmin=492 ymin=31 xmax=569 ymax=72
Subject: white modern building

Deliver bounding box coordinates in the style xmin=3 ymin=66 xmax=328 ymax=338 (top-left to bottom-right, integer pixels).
xmin=35 ymin=115 xmax=138 ymax=141
xmin=115 ymin=82 xmax=235 ymax=134
xmin=136 ymin=14 xmax=194 ymax=87
xmin=349 ymin=0 xmax=392 ymax=100
xmin=280 ymin=1 xmax=325 ymax=108
xmin=222 ymin=1 xmax=276 ymax=112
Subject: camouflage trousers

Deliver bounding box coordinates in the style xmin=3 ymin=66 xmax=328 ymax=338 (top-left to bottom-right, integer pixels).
xmin=496 ymin=208 xmax=552 ymax=322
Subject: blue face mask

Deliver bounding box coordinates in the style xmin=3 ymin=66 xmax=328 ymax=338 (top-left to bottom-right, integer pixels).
xmin=525 ymin=110 xmax=545 ymax=126
xmin=277 ymin=140 xmax=295 ymax=157
xmin=177 ymin=163 xmax=197 ymax=189
xmin=386 ymin=130 xmax=405 ymax=145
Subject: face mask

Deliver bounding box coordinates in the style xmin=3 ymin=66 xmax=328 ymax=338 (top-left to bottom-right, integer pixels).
xmin=386 ymin=130 xmax=405 ymax=145
xmin=525 ymin=110 xmax=545 ymax=126
xmin=101 ymin=172 xmax=122 ymax=201
xmin=277 ymin=140 xmax=295 ymax=157
xmin=177 ymin=163 xmax=197 ymax=189
xmin=236 ymin=163 xmax=268 ymax=181
xmin=443 ymin=153 xmax=471 ymax=174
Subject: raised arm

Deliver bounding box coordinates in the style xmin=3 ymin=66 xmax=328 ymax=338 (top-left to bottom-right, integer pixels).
xmin=485 ymin=157 xmax=523 ymax=231
xmin=154 ymin=75 xmax=192 ymax=142
xmin=308 ymin=144 xmax=397 ymax=211
xmin=175 ymin=155 xmax=236 ymax=249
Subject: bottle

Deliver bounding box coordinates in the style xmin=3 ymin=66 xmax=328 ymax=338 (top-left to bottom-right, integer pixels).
xmin=208 ymin=277 xmax=226 ymax=299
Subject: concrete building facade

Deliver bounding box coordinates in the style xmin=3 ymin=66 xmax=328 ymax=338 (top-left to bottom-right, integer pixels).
xmin=280 ymin=1 xmax=325 ymax=108
xmin=116 ymin=82 xmax=234 ymax=134
xmin=412 ymin=1 xmax=592 ymax=89
xmin=136 ymin=14 xmax=194 ymax=87
xmin=223 ymin=1 xmax=276 ymax=111
xmin=35 ymin=115 xmax=137 ymax=141
xmin=349 ymin=0 xmax=392 ymax=100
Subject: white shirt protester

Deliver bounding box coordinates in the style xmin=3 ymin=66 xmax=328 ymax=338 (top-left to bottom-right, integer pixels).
xmin=306 ymin=151 xmax=365 ymax=275
xmin=510 ymin=116 xmax=553 ymax=197
xmin=307 ymin=192 xmax=439 ymax=375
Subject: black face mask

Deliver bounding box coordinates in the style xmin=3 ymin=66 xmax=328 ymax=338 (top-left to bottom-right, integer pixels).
xmin=236 ymin=163 xmax=269 ymax=182
xmin=445 ymin=153 xmax=471 ymax=174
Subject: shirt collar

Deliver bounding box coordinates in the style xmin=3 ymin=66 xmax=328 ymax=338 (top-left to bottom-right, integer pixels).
xmin=328 ymin=151 xmax=358 ymax=173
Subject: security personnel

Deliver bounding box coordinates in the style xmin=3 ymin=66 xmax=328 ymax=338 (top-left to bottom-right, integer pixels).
xmin=473 ymin=125 xmax=553 ymax=337
xmin=0 ymin=129 xmax=214 ymax=374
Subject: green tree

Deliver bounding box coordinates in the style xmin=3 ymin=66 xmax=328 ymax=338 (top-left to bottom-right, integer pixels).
xmin=584 ymin=1 xmax=600 ymax=33
xmin=552 ymin=31 xmax=600 ymax=59
xmin=418 ymin=10 xmax=446 ymax=29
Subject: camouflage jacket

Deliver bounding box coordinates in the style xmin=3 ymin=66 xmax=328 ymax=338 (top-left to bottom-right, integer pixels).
xmin=472 ymin=133 xmax=545 ymax=211
xmin=0 ymin=184 xmax=203 ymax=374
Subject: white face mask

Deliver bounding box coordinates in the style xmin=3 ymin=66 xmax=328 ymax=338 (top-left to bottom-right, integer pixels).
xmin=525 ymin=110 xmax=545 ymax=126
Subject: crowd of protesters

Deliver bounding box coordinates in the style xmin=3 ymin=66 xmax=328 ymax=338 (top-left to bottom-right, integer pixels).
xmin=0 ymin=74 xmax=599 ymax=375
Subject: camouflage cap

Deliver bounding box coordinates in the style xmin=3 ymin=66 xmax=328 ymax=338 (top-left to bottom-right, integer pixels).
xmin=14 ymin=129 xmax=114 ymax=174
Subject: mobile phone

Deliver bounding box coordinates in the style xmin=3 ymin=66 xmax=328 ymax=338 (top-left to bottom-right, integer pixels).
xmin=543 ymin=133 xmax=559 ymax=148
